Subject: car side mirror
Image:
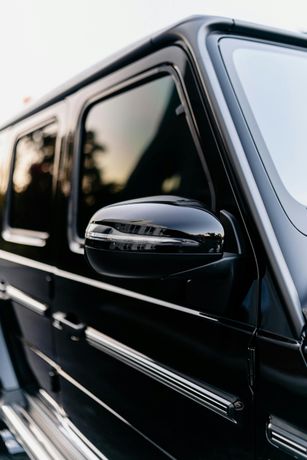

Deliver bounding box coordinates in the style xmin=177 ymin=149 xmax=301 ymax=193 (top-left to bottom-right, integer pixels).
xmin=84 ymin=196 xmax=224 ymax=279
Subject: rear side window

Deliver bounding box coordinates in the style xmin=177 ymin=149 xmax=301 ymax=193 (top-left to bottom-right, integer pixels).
xmin=10 ymin=122 xmax=57 ymax=232
xmin=78 ymin=75 xmax=211 ymax=236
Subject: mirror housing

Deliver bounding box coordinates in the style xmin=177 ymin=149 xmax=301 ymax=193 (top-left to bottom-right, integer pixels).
xmin=84 ymin=196 xmax=224 ymax=279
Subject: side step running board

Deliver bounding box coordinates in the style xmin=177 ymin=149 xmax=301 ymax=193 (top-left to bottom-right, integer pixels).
xmin=1 ymin=405 xmax=54 ymax=460
xmin=0 ymin=427 xmax=25 ymax=456
xmin=0 ymin=392 xmax=106 ymax=460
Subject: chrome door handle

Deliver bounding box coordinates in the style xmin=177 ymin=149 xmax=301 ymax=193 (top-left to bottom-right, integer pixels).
xmin=53 ymin=312 xmax=86 ymax=337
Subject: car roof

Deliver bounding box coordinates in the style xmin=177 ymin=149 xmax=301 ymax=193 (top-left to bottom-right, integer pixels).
xmin=1 ymin=14 xmax=307 ymax=131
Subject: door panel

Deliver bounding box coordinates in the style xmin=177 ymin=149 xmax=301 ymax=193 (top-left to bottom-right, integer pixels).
xmin=53 ymin=47 xmax=258 ymax=458
xmin=53 ymin=273 xmax=255 ymax=458
xmin=59 ymin=377 xmax=171 ymax=460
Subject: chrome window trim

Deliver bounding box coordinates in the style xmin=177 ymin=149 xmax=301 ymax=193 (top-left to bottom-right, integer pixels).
xmin=85 ymin=326 xmax=238 ymax=423
xmin=6 ymin=285 xmax=48 ymax=316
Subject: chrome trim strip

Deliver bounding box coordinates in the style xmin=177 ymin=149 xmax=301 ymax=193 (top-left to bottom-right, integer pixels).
xmin=271 ymin=431 xmax=306 ymax=453
xmin=0 ymin=249 xmax=52 ymax=272
xmin=2 ymin=229 xmax=48 ymax=247
xmin=28 ymin=347 xmax=61 ymax=371
xmin=39 ymin=389 xmax=66 ymax=417
xmin=6 ymin=285 xmax=48 ymax=315
xmin=0 ymin=249 xmax=218 ymax=321
xmin=267 ymin=418 xmax=307 ymax=459
xmin=86 ymin=326 xmax=237 ymax=422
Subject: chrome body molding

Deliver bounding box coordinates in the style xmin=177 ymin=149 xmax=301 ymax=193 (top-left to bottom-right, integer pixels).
xmin=2 ymin=229 xmax=48 ymax=247
xmin=86 ymin=327 xmax=238 ymax=422
xmin=0 ymin=249 xmax=218 ymax=321
xmin=267 ymin=416 xmax=307 ymax=459
xmin=6 ymin=285 xmax=48 ymax=316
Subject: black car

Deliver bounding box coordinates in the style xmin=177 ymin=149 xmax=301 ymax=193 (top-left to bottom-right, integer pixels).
xmin=0 ymin=14 xmax=306 ymax=460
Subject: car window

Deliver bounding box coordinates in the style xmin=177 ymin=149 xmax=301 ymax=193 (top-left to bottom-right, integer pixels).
xmin=220 ymin=38 xmax=307 ymax=207
xmin=78 ymin=75 xmax=211 ymax=236
xmin=10 ymin=122 xmax=57 ymax=232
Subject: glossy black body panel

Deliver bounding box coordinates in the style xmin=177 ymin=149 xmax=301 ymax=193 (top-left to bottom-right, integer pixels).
xmin=53 ymin=272 xmax=255 ymax=459
xmin=58 ymin=377 xmax=170 ymax=459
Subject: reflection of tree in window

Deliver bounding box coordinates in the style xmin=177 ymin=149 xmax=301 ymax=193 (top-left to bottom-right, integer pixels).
xmin=79 ymin=76 xmax=211 ymax=235
xmin=81 ymin=130 xmax=118 ymax=208
xmin=11 ymin=123 xmax=57 ymax=232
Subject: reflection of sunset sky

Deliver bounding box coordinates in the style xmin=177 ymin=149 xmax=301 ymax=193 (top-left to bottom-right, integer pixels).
xmin=0 ymin=132 xmax=10 ymax=194
xmin=13 ymin=123 xmax=56 ymax=192
xmin=79 ymin=74 xmax=210 ymax=234
xmin=85 ymin=78 xmax=173 ymax=188
xmin=14 ymin=138 xmax=44 ymax=192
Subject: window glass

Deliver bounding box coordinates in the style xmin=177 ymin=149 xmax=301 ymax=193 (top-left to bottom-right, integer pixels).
xmin=0 ymin=131 xmax=11 ymax=228
xmin=10 ymin=122 xmax=57 ymax=232
xmin=78 ymin=75 xmax=210 ymax=235
xmin=222 ymin=39 xmax=307 ymax=206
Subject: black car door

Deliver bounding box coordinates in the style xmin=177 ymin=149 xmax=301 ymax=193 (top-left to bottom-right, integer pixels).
xmin=0 ymin=103 xmax=65 ymax=400
xmin=52 ymin=47 xmax=259 ymax=459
